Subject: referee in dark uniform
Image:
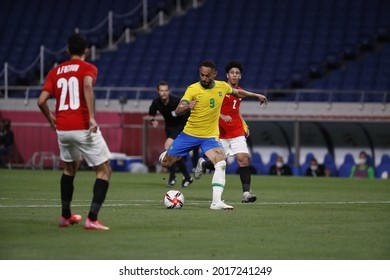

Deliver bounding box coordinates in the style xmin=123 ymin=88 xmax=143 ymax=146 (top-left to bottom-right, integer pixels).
xmin=149 ymin=81 xmax=194 ymax=187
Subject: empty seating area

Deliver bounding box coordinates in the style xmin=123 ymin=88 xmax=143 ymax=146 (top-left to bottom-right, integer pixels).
xmin=1 ymin=0 xmax=389 ymax=102
xmin=0 ymin=0 xmax=182 ymax=85
xmin=92 ymin=0 xmax=390 ymax=101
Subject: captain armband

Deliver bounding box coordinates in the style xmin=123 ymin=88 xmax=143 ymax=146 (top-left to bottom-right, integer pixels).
xmin=242 ymin=120 xmax=249 ymax=133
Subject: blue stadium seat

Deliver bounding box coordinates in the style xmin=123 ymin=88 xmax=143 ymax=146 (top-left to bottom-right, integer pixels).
xmin=338 ymin=154 xmax=355 ymax=177
xmin=300 ymin=152 xmax=315 ymax=175
xmin=264 ymin=152 xmax=279 ymax=175
xmin=287 ymin=153 xmax=295 ymax=170
xmin=323 ymin=153 xmax=338 ymax=176
xmin=376 ymin=154 xmax=390 ymax=178
xmin=251 ymin=152 xmax=266 ymax=175
xmin=226 ymin=158 xmax=239 ymax=175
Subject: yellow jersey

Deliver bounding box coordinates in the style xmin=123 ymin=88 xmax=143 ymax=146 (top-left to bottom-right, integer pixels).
xmin=181 ymin=80 xmax=233 ymax=138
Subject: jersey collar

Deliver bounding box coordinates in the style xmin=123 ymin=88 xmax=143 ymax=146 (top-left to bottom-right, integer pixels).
xmin=199 ymin=81 xmax=216 ymax=89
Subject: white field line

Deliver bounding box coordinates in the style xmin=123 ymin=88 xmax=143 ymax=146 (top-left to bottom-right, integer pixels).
xmin=0 ymin=198 xmax=389 ymax=208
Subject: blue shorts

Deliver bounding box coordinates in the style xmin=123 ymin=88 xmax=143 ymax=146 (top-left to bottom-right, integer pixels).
xmin=167 ymin=132 xmax=222 ymax=157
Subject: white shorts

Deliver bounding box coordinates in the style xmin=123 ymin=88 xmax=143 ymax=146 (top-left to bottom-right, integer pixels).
xmin=57 ymin=129 xmax=111 ymax=167
xmin=219 ymin=136 xmax=249 ymax=156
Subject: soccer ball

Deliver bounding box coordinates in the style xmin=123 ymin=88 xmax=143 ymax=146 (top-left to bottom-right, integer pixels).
xmin=164 ymin=190 xmax=185 ymax=209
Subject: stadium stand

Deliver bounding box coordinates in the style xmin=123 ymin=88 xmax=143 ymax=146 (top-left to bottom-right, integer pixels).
xmin=1 ymin=0 xmax=389 ymax=101
xmin=1 ymin=0 xmax=389 ymax=176
xmin=0 ymin=0 xmax=192 ymax=86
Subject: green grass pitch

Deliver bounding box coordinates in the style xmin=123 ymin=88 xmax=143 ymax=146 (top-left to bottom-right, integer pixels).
xmin=0 ymin=169 xmax=389 ymax=260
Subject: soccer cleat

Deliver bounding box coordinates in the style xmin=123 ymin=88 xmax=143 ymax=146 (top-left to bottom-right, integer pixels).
xmin=167 ymin=178 xmax=176 ymax=187
xmin=210 ymin=201 xmax=234 ymax=210
xmin=242 ymin=191 xmax=257 ymax=203
xmin=194 ymin=157 xmax=205 ymax=180
xmin=58 ymin=214 xmax=82 ymax=228
xmin=159 ymin=151 xmax=167 ymax=164
xmin=84 ymin=218 xmax=110 ymax=230
xmin=182 ymin=177 xmax=193 ymax=188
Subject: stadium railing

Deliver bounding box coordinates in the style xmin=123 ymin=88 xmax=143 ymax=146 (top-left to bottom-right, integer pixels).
xmin=0 ymin=86 xmax=388 ymax=105
xmin=0 ymin=0 xmax=204 ymax=90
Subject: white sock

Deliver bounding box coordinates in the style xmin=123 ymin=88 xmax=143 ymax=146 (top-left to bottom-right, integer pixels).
xmin=212 ymin=187 xmax=223 ymax=204
xmin=211 ymin=161 xmax=226 ymax=204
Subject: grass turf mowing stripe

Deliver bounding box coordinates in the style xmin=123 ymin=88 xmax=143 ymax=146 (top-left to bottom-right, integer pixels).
xmin=1 ymin=170 xmax=389 ymax=260
xmin=1 ymin=200 xmax=389 ymax=208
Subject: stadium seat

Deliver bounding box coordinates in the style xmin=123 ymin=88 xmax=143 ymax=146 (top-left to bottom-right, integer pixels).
xmin=338 ymin=153 xmax=355 ymax=177
xmin=226 ymin=157 xmax=239 ymax=175
xmin=343 ymin=44 xmax=359 ymax=61
xmin=300 ymin=152 xmax=315 ymax=176
xmin=375 ymin=154 xmax=390 ymax=178
xmin=264 ymin=152 xmax=279 ymax=175
xmin=251 ymin=152 xmax=266 ymax=175
xmin=338 ymin=164 xmax=354 ymax=178
xmin=287 ymin=153 xmax=295 ymax=170
xmin=366 ymin=154 xmax=375 ymax=168
xmin=323 ymin=153 xmax=338 ymax=176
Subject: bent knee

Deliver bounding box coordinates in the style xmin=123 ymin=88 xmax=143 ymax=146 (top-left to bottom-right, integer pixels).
xmin=96 ymin=161 xmax=111 ymax=180
xmin=215 ymin=160 xmax=226 ymax=169
xmin=237 ymin=158 xmax=250 ymax=167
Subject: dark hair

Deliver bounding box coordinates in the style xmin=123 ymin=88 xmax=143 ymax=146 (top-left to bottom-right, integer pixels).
xmin=225 ymin=60 xmax=243 ymax=73
xmin=359 ymin=151 xmax=367 ymax=157
xmin=200 ymin=60 xmax=216 ymax=70
xmin=156 ymin=81 xmax=169 ymax=91
xmin=68 ymin=33 xmax=88 ymax=56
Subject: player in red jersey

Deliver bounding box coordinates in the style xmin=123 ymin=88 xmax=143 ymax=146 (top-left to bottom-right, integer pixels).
xmin=37 ymin=33 xmax=111 ymax=230
xmin=194 ymin=60 xmax=257 ymax=203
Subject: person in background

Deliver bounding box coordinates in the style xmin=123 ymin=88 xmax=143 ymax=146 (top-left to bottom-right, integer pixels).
xmin=350 ymin=151 xmax=375 ymax=179
xmin=0 ymin=119 xmax=14 ymax=152
xmin=305 ymin=158 xmax=329 ymax=177
xmin=148 ymin=81 xmax=193 ymax=187
xmin=269 ymin=155 xmax=292 ymax=176
xmin=0 ymin=119 xmax=14 ymax=168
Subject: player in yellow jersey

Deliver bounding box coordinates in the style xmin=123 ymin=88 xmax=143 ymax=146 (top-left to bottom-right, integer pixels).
xmin=159 ymin=60 xmax=267 ymax=210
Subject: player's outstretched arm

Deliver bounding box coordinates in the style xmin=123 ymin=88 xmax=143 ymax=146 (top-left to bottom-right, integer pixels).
xmin=233 ymin=88 xmax=267 ymax=105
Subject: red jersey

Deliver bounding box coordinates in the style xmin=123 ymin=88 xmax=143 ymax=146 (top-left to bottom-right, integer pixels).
xmin=219 ymin=86 xmax=245 ymax=139
xmin=42 ymin=59 xmax=98 ymax=130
